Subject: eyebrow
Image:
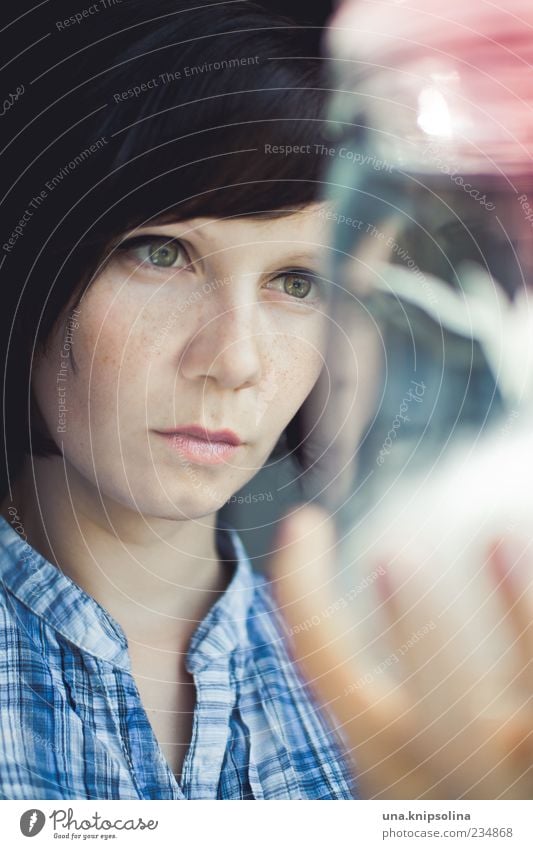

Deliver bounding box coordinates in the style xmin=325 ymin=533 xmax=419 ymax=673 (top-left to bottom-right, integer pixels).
xmin=278 ymin=253 xmax=324 ymax=266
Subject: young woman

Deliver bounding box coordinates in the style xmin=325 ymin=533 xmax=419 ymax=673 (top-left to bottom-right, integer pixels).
xmin=0 ymin=1 xmax=355 ymax=799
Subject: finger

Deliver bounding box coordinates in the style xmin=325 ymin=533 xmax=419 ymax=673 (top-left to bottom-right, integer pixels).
xmin=374 ymin=556 xmax=472 ymax=705
xmin=270 ymin=503 xmax=359 ymax=701
xmin=269 ymin=505 xmax=427 ymax=798
xmin=487 ymin=537 xmax=533 ymax=695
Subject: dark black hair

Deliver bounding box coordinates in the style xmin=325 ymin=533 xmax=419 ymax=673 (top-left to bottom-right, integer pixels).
xmin=0 ymin=0 xmax=329 ymax=498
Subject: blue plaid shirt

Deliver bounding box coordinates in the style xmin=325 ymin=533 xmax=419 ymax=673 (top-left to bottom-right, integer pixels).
xmin=0 ymin=514 xmax=356 ymax=800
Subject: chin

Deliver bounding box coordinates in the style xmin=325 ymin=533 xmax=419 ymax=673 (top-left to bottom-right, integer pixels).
xmin=161 ymin=503 xmax=227 ymax=522
xmin=116 ymin=462 xmax=253 ymax=519
xmin=141 ymin=488 xmax=232 ymax=521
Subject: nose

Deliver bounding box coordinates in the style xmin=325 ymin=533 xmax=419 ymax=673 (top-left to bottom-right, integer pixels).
xmin=178 ymin=287 xmax=263 ymax=390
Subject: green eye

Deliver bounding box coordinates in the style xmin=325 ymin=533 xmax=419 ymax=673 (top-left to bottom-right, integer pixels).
xmin=149 ymin=242 xmax=182 ymax=267
xmin=266 ymin=271 xmax=325 ymax=302
xmin=283 ymin=273 xmax=312 ymax=299
xmin=117 ymin=235 xmax=190 ymax=270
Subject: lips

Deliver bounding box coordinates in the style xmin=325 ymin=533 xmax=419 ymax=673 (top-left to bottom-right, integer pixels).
xmin=154 ymin=424 xmax=243 ymax=466
xmin=155 ymin=425 xmax=243 ymax=445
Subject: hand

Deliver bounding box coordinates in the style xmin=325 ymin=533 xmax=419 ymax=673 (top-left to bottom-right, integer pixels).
xmin=270 ymin=503 xmax=533 ymax=799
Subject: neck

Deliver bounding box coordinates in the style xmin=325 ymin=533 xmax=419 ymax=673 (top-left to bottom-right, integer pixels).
xmin=2 ymin=456 xmax=231 ymax=648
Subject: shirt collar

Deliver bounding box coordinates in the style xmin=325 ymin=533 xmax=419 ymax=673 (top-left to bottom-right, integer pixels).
xmin=0 ymin=514 xmax=255 ymax=673
xmin=186 ymin=519 xmax=256 ymax=673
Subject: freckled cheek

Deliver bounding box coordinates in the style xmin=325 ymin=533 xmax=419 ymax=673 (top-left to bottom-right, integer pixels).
xmin=270 ymin=335 xmax=324 ymax=415
xmin=69 ymin=315 xmax=153 ymax=427
xmin=77 ymin=276 xmax=171 ymax=371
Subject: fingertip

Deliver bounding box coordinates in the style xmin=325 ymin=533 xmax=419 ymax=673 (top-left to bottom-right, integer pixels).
xmin=275 ymin=502 xmax=334 ymax=548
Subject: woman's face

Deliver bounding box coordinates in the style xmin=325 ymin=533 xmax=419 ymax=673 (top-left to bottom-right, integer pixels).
xmin=32 ymin=206 xmax=331 ymax=519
